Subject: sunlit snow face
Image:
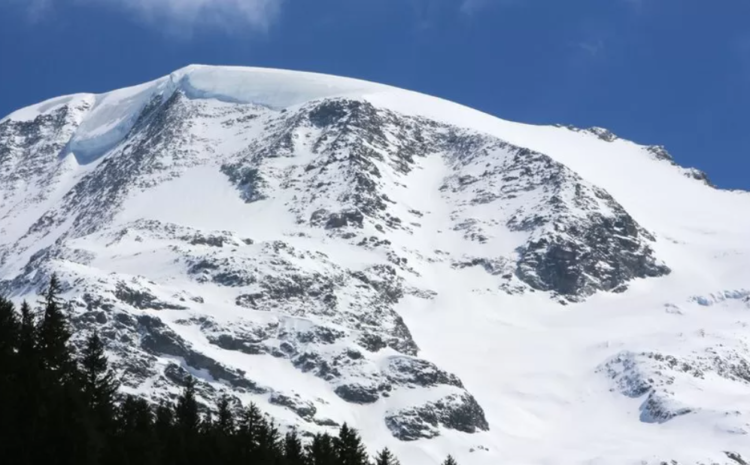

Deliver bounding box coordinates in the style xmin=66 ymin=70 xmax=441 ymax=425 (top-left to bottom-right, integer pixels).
xmin=2 ymin=65 xmax=750 ymax=465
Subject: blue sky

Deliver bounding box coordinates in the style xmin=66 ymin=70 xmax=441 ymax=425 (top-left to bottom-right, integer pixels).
xmin=1 ymin=0 xmax=748 ymax=190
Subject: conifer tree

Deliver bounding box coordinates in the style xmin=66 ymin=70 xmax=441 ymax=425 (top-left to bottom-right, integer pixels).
xmin=374 ymin=447 xmax=400 ymax=465
xmin=175 ymin=377 xmax=200 ymax=433
xmin=0 ymin=296 xmax=19 ymax=362
xmin=205 ymin=394 xmax=237 ymax=465
xmin=0 ymin=296 xmax=19 ymax=392
xmin=283 ymin=431 xmax=306 ymax=465
xmin=155 ymin=400 xmax=177 ymax=465
xmin=18 ymin=300 xmax=37 ymax=358
xmin=257 ymin=414 xmax=283 ymax=464
xmin=112 ymin=396 xmax=158 ymax=465
xmin=80 ymin=331 xmax=120 ymax=464
xmin=238 ymin=401 xmax=267 ymax=460
xmin=15 ymin=300 xmax=41 ymax=465
xmin=174 ymin=377 xmax=201 ymax=465
xmin=81 ymin=331 xmax=120 ymax=416
xmin=442 ymin=455 xmax=459 ymax=465
xmin=32 ymin=275 xmax=92 ymax=464
xmin=307 ymin=432 xmax=338 ymax=465
xmin=334 ymin=423 xmax=369 ymax=465
xmin=0 ymin=297 xmax=19 ymax=462
xmin=215 ymin=394 xmax=236 ymax=435
xmin=37 ymin=274 xmax=75 ymax=381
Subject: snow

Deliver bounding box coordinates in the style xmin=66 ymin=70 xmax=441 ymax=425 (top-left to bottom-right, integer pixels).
xmin=69 ymin=81 xmax=168 ymax=163
xmin=2 ymin=65 xmax=750 ymax=465
xmin=1 ymin=94 xmax=91 ymax=123
xmin=174 ymin=64 xmax=394 ymax=108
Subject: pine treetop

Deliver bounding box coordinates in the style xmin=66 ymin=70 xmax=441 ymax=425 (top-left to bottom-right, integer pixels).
xmin=374 ymin=447 xmax=401 ymax=465
xmin=442 ymin=454 xmax=459 ymax=465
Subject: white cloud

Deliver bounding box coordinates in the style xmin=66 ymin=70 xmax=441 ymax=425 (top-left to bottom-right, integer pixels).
xmin=5 ymin=0 xmax=283 ymax=33
xmin=577 ymin=39 xmax=605 ymax=57
xmin=460 ymin=0 xmax=522 ymax=15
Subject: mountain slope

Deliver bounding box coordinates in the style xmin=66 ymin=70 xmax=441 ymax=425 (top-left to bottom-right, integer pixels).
xmin=2 ymin=65 xmax=750 ymax=465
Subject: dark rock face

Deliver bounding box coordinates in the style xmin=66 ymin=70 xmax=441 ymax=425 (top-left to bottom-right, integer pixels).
xmin=683 ymin=167 xmax=715 ymax=187
xmin=163 ymin=364 xmax=194 ymax=387
xmin=207 ymin=333 xmax=265 ymax=355
xmin=583 ymin=127 xmax=619 ymax=142
xmin=115 ymin=282 xmax=187 ymax=310
xmin=221 ymin=164 xmax=268 ymax=202
xmin=187 ymin=257 xmax=257 ymax=287
xmin=308 ymin=100 xmax=378 ymax=129
xmin=452 ymin=257 xmax=511 ymax=277
xmin=557 ymin=124 xmax=619 ymax=142
xmin=444 ymin=394 xmax=490 ymax=433
xmin=385 ymin=393 xmax=489 ymax=441
xmin=640 ymin=393 xmax=692 ymax=424
xmin=334 ymin=384 xmax=381 ymax=404
xmin=726 ymin=452 xmax=749 ymax=465
xmin=136 ymin=314 xmax=266 ymax=393
xmin=385 ymin=413 xmax=440 ymax=441
xmin=599 ymin=347 xmax=750 ymax=428
xmin=269 ymin=393 xmax=317 ymax=420
xmin=319 ymin=209 xmax=365 ymax=229
xmin=0 ymin=104 xmax=85 ymax=183
xmin=441 ymin=131 xmax=670 ymax=300
xmin=386 ymin=357 xmax=464 ymax=389
xmin=645 ymin=146 xmax=716 ymax=188
xmin=645 ymin=145 xmax=676 ymax=164
xmin=515 ymin=208 xmax=671 ymax=298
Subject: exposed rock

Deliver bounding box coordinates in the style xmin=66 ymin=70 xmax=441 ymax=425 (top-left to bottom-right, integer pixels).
xmin=115 ymin=282 xmax=188 ymax=310
xmin=386 ymin=356 xmax=464 ymax=389
xmin=137 ymin=315 xmax=265 ymax=394
xmin=269 ymin=393 xmax=318 ymax=420
xmin=515 ymin=209 xmax=670 ymax=299
xmin=684 ymin=167 xmax=715 ymax=187
xmin=441 ymin=131 xmax=670 ymax=300
xmin=726 ymin=452 xmax=748 ymax=465
xmin=385 ymin=393 xmax=489 ymax=441
xmin=645 ymin=146 xmax=715 ymax=188
xmin=221 ymin=164 xmax=268 ymax=202
xmin=334 ymin=384 xmax=381 ymax=404
xmin=640 ymin=392 xmax=692 ymax=423
xmin=599 ymin=346 xmax=750 ymax=426
xmin=323 ymin=209 xmax=365 ymax=229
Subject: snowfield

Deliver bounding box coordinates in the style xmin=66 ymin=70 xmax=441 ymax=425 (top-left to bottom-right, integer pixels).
xmin=1 ymin=65 xmax=749 ymax=465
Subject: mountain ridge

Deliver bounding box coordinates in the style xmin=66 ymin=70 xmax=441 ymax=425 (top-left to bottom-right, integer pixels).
xmin=2 ymin=66 xmax=750 ymax=465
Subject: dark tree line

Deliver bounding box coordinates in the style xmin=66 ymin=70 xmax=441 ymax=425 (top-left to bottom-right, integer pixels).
xmin=0 ymin=276 xmax=460 ymax=465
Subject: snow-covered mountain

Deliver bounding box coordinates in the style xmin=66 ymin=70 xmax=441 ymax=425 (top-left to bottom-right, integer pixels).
xmin=2 ymin=65 xmax=749 ymax=465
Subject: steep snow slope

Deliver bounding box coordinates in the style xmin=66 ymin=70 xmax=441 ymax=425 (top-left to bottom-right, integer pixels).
xmin=1 ymin=65 xmax=750 ymax=465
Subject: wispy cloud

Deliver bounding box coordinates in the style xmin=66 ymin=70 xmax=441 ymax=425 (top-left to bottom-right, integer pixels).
xmin=576 ymin=39 xmax=606 ymax=58
xmin=460 ymin=0 xmax=523 ymax=15
xmin=6 ymin=0 xmax=526 ymax=34
xmin=5 ymin=0 xmax=54 ymax=22
xmin=6 ymin=0 xmax=283 ymax=34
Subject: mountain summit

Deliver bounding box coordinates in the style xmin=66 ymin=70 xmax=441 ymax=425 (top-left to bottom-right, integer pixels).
xmin=2 ymin=65 xmax=749 ymax=464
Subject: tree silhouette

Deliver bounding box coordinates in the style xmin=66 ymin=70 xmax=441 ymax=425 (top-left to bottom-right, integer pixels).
xmin=374 ymin=447 xmax=401 ymax=465
xmin=0 ymin=276 xmax=409 ymax=465
xmin=335 ymin=423 xmax=369 ymax=465
xmin=442 ymin=455 xmax=459 ymax=465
